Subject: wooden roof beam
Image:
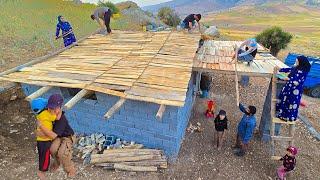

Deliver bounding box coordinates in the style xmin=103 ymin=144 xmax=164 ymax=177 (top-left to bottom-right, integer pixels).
xmin=156 ymin=104 xmax=166 ymax=121
xmin=104 ymin=98 xmax=126 ymax=119
xmin=64 ymin=89 xmax=92 ymax=110
xmin=25 ymin=86 xmax=52 ymax=101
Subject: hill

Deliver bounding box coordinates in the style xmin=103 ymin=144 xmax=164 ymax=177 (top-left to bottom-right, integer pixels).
xmin=0 ymin=0 xmax=156 ymax=73
xmin=203 ymin=3 xmax=320 ymax=59
xmin=143 ymin=0 xmax=319 ymax=15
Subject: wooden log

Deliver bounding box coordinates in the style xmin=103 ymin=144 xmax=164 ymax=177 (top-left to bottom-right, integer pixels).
xmin=102 ymin=149 xmax=163 ymax=154
xmin=95 ymin=159 xmax=168 ymax=169
xmin=104 ymin=98 xmax=126 ymax=119
xmin=156 ymin=104 xmax=166 ymax=120
xmin=63 ymin=89 xmax=91 ymax=110
xmin=90 ymin=154 xmax=160 ymax=164
xmin=25 ymin=86 xmax=52 ymax=101
xmin=114 ymin=163 xmax=158 ymax=172
xmin=98 ymin=151 xmax=162 ymax=158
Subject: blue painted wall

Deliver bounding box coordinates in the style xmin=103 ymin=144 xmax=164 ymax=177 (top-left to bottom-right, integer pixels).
xmin=21 ymin=74 xmax=195 ymax=159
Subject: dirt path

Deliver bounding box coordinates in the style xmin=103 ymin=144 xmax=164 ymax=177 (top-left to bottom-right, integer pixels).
xmin=0 ymin=74 xmax=319 ymax=180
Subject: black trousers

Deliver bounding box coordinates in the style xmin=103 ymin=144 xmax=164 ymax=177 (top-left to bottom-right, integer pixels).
xmin=104 ymin=10 xmax=112 ymax=33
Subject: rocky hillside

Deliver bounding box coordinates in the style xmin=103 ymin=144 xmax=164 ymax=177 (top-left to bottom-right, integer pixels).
xmin=143 ymin=0 xmax=318 ymax=15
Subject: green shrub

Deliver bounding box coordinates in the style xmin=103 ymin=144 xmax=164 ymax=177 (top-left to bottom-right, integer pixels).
xmin=256 ymin=26 xmax=293 ymax=57
xmin=157 ymin=7 xmax=180 ymax=27
xmin=98 ymin=1 xmax=119 ymax=14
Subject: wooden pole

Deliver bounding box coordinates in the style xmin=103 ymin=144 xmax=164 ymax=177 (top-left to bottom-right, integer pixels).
xmin=270 ymin=67 xmax=278 ymax=156
xmin=156 ymin=104 xmax=166 ymax=120
xmin=234 ymin=47 xmax=240 ymax=106
xmin=104 ymin=98 xmax=126 ymax=119
xmin=63 ymin=89 xmax=91 ymax=110
xmin=25 ymin=86 xmax=52 ymax=101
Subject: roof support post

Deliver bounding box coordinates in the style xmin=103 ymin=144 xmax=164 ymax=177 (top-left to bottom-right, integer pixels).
xmin=156 ymin=104 xmax=166 ymax=121
xmin=64 ymin=89 xmax=91 ymax=110
xmin=104 ymin=98 xmax=126 ymax=119
xmin=25 ymin=86 xmax=52 ymax=101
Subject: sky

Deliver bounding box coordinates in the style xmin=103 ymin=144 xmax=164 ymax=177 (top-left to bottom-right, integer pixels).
xmin=81 ymin=0 xmax=171 ymax=7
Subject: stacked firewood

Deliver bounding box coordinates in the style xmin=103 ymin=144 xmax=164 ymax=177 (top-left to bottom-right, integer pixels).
xmin=91 ymin=149 xmax=168 ymax=172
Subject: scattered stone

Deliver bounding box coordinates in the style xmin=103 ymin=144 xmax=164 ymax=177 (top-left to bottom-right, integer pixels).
xmin=10 ymin=95 xmax=18 ymax=101
xmin=9 ymin=129 xmax=18 ymax=133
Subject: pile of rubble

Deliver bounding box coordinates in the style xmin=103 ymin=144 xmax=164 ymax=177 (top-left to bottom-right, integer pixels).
xmin=74 ymin=133 xmax=167 ymax=172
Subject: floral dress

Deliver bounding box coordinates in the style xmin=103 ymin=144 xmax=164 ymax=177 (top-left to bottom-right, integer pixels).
xmin=276 ymin=67 xmax=308 ymax=121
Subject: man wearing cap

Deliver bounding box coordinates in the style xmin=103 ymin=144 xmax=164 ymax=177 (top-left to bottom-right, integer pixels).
xmin=37 ymin=94 xmax=76 ymax=177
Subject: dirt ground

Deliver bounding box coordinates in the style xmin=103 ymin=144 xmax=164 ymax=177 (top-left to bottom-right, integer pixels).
xmin=300 ymin=95 xmax=320 ymax=133
xmin=0 ymin=74 xmax=319 ymax=180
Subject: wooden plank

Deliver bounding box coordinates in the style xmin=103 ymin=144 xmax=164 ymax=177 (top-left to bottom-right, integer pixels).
xmin=104 ymin=98 xmax=126 ymax=119
xmin=114 ymin=164 xmax=157 ymax=172
xmin=25 ymin=86 xmax=52 ymax=101
xmin=271 ymin=136 xmax=294 ymax=141
xmin=125 ymin=94 xmax=184 ymax=107
xmin=272 ymin=118 xmax=296 ymax=125
xmin=64 ymin=89 xmax=91 ymax=110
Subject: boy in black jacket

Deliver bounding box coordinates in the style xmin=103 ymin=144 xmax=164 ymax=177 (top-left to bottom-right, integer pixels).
xmin=214 ymin=110 xmax=228 ymax=150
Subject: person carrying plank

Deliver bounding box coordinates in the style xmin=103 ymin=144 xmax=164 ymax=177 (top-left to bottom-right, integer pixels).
xmin=91 ymin=7 xmax=112 ymax=34
xmin=55 ymin=15 xmax=77 ymax=47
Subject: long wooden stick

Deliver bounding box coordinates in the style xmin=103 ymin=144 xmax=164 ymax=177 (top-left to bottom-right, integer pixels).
xmin=25 ymin=86 xmax=52 ymax=101
xmin=64 ymin=89 xmax=91 ymax=110
xmin=104 ymin=98 xmax=126 ymax=119
xmin=234 ymin=47 xmax=240 ymax=106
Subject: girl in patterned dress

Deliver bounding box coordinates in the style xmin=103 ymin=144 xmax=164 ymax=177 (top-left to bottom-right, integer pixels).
xmin=276 ymin=55 xmax=311 ymax=121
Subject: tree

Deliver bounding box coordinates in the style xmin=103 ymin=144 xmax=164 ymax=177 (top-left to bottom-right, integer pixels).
xmin=157 ymin=7 xmax=181 ymax=27
xmin=256 ymin=26 xmax=293 ymax=57
xmin=98 ymin=1 xmax=119 ymax=14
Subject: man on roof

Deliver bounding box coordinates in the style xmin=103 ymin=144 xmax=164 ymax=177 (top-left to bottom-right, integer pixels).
xmin=91 ymin=7 xmax=112 ymax=34
xmin=180 ymin=14 xmax=202 ymax=32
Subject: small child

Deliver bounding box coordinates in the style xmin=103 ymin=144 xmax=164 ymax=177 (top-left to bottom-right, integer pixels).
xmin=277 ymin=146 xmax=297 ymax=180
xmin=205 ymin=100 xmax=215 ymax=118
xmin=31 ymin=98 xmax=57 ymax=180
xmin=214 ymin=110 xmax=228 ymax=150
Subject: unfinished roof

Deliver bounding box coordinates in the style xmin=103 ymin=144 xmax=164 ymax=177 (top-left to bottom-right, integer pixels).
xmin=194 ymin=41 xmax=288 ymax=77
xmin=0 ymin=31 xmax=200 ymax=106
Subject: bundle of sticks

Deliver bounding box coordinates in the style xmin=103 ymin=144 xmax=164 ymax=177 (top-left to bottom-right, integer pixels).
xmin=91 ymin=149 xmax=168 ymax=172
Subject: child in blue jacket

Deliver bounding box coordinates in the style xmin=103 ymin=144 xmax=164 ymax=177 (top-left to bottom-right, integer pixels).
xmin=234 ymin=103 xmax=256 ymax=157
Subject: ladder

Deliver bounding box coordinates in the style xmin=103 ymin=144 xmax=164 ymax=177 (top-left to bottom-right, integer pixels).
xmin=270 ymin=67 xmax=296 ymax=160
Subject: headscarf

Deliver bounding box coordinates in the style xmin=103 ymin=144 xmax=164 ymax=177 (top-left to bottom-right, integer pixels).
xmin=58 ymin=15 xmax=63 ymax=24
xmin=296 ymin=55 xmax=311 ymax=72
xmin=57 ymin=15 xmax=72 ymax=32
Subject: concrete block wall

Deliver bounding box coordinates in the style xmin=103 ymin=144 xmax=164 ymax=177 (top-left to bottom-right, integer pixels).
xmin=21 ymin=74 xmax=196 ymax=158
